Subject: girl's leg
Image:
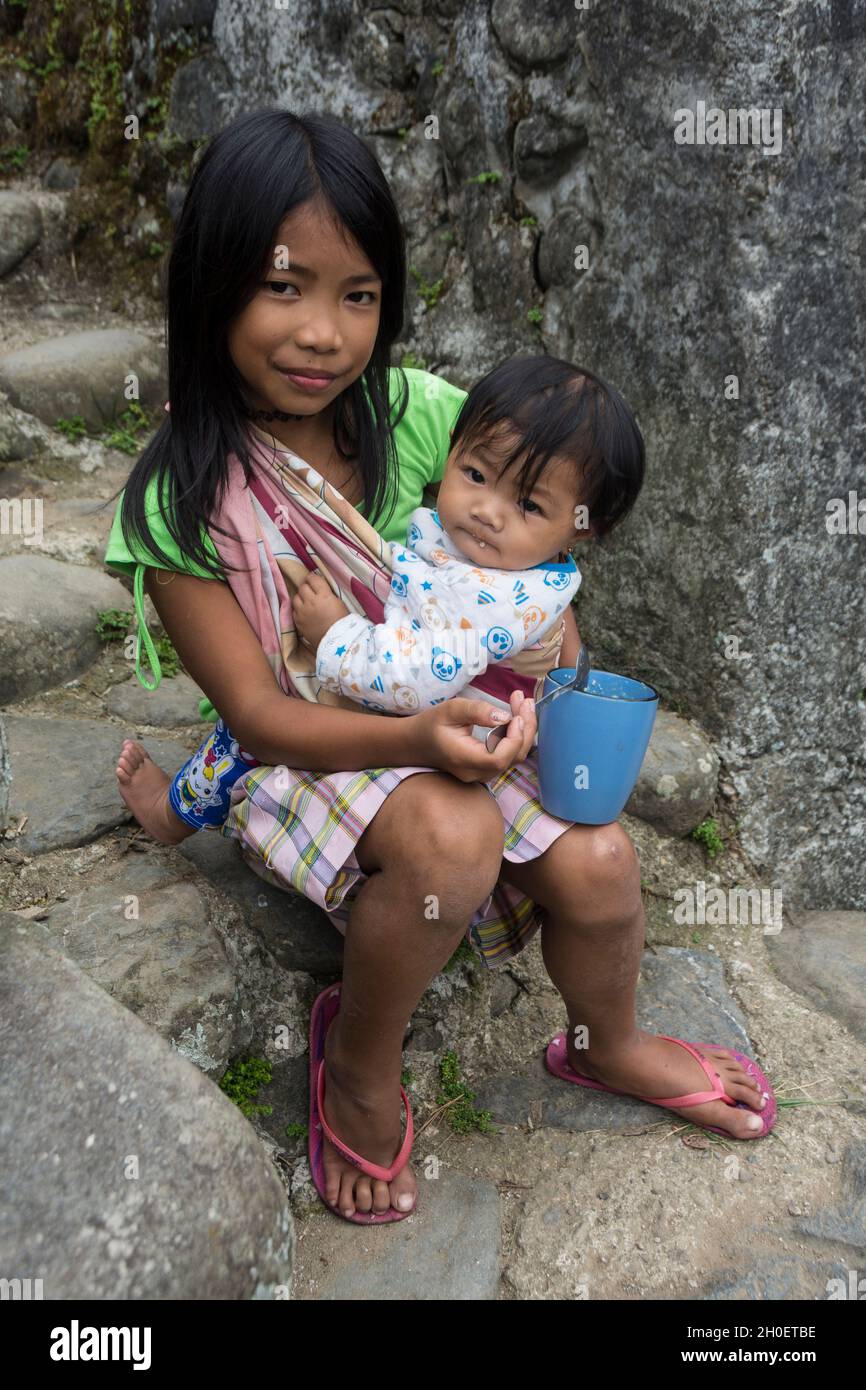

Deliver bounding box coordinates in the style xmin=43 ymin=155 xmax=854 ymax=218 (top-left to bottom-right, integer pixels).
xmin=499 ymin=823 xmax=768 ymax=1139
xmin=116 ymin=719 xmax=259 ymax=845
xmin=320 ymin=772 xmax=505 ymax=1218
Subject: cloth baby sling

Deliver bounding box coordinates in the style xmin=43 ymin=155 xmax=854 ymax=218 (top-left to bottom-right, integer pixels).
xmin=203 ymin=423 xmax=566 ymax=720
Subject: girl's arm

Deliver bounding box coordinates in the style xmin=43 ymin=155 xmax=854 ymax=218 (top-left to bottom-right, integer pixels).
xmin=559 ymin=602 xmax=583 ymax=668
xmin=143 ymin=568 xmax=538 ymax=776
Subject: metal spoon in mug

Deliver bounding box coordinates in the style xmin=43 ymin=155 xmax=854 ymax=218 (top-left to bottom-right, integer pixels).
xmin=484 ymin=644 xmax=591 ymax=753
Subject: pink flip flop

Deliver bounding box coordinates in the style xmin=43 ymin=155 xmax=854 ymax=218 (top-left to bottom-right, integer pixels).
xmin=545 ymin=1033 xmax=777 ymax=1139
xmin=308 ymin=982 xmax=416 ymax=1223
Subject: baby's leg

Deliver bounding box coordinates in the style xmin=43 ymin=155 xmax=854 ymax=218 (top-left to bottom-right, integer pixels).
xmin=116 ymin=719 xmax=259 ymax=845
xmin=500 ymin=824 xmax=769 ymax=1139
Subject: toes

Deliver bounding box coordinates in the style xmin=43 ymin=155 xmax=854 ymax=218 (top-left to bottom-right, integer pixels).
xmin=337 ymin=1171 xmax=357 ymax=1218
xmin=699 ymin=1046 xmax=761 ymax=1091
xmin=728 ymin=1108 xmax=766 ymax=1138
xmin=371 ymin=1179 xmax=392 ymax=1214
xmin=353 ymin=1176 xmax=374 ymax=1214
xmin=729 ymin=1081 xmax=767 ymax=1111
xmin=685 ymin=1101 xmax=765 ymax=1139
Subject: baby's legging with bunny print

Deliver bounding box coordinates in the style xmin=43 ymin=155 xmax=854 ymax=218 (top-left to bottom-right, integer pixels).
xmin=167 ymin=718 xmax=261 ymax=828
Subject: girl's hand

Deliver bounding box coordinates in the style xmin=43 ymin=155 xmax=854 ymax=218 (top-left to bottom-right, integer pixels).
xmin=409 ymin=689 xmax=537 ymax=783
xmin=293 ymin=572 xmax=350 ymax=650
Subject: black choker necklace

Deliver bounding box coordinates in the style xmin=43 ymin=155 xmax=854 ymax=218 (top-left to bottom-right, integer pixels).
xmin=244 ymin=406 xmax=308 ymax=423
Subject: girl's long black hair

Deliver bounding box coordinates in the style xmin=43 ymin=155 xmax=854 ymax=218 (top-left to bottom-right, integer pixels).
xmin=448 ymin=355 xmax=646 ymax=539
xmin=106 ymin=107 xmax=409 ymax=578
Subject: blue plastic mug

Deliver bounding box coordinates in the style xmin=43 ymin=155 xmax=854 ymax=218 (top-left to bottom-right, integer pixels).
xmin=536 ymin=668 xmax=659 ymax=824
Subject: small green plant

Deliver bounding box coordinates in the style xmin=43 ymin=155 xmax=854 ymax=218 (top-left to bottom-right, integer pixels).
xmin=465 ymin=170 xmax=502 ymax=185
xmin=56 ymin=415 xmax=88 ymax=442
xmin=284 ymin=1121 xmax=308 ymax=1140
xmin=144 ymin=93 xmax=168 ymax=125
xmin=520 ymin=215 xmax=538 ymax=227
xmin=430 ymin=58 xmax=444 ymax=77
xmin=400 ymin=1067 xmax=415 ymax=1088
xmin=691 ymin=816 xmax=725 ymax=858
xmin=436 ymin=1051 xmax=495 ymax=1134
xmin=96 ymin=608 xmax=133 ymax=643
xmin=442 ymin=938 xmax=476 ymax=973
xmin=147 ymin=240 xmax=165 ymax=258
xmin=102 ymin=401 xmax=153 ymax=456
xmin=409 ymin=265 xmax=445 ymax=311
xmin=527 ymin=305 xmax=543 ymax=325
xmin=219 ymin=1056 xmax=273 ymax=1119
xmin=400 ymin=350 xmax=428 ymax=371
xmin=0 ymin=144 xmax=30 ymax=172
xmin=154 ymin=635 xmax=181 ymax=678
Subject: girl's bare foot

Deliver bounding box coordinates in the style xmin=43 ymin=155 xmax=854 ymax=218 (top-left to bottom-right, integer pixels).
xmin=320 ymin=1016 xmax=417 ymax=1219
xmin=566 ymin=1030 xmax=770 ymax=1139
xmin=115 ymin=739 xmax=193 ymax=845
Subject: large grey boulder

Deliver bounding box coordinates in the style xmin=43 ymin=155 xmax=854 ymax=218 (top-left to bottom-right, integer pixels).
xmin=2 ymin=715 xmax=195 ymax=855
xmin=544 ymin=6 xmax=866 ymax=909
xmin=103 ymin=671 xmax=208 ymax=728
xmin=0 ymin=193 xmax=42 ymax=276
xmin=0 ymin=919 xmax=294 ymax=1299
xmin=168 ymin=55 xmax=233 ymax=142
xmin=0 ymin=398 xmax=42 ymax=461
xmin=35 ymin=854 xmax=240 ymax=1073
xmin=625 ymin=709 xmax=720 ymax=837
xmin=765 ymin=910 xmax=866 ymax=1044
xmin=180 ymin=830 xmax=344 ymax=978
xmin=0 ymin=330 xmax=166 ymax=430
xmin=0 ymin=555 xmax=132 ymax=703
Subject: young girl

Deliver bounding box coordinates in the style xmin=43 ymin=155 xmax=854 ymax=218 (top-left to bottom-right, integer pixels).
xmin=105 ymin=108 xmax=775 ymax=1227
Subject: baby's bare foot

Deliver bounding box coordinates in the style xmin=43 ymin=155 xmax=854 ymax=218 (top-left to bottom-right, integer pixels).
xmin=115 ymin=739 xmax=192 ymax=845
xmin=566 ymin=1030 xmax=770 ymax=1140
xmin=319 ymin=1018 xmax=417 ymax=1219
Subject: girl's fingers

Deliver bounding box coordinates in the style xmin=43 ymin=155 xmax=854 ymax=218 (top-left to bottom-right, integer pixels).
xmin=486 ymin=715 xmax=525 ymax=770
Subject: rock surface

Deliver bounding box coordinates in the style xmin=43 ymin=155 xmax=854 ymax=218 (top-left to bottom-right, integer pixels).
xmin=290 ymin=1167 xmax=501 ymax=1300
xmin=0 ymin=193 xmax=42 ymax=277
xmin=33 ymin=853 xmax=240 ymax=1073
xmin=179 ymin=831 xmax=345 ymax=978
xmin=2 ymin=715 xmax=195 ymax=854
xmin=765 ymin=910 xmax=866 ymax=1044
xmin=0 ymin=918 xmax=294 ymax=1299
xmin=0 ymin=329 xmax=166 ymax=430
xmin=0 ymin=555 xmax=132 ymax=703
xmin=625 ymin=709 xmax=720 ymax=837
xmin=103 ymin=671 xmax=208 ymax=728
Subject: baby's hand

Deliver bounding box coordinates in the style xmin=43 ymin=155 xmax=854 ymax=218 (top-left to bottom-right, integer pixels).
xmin=293 ymin=572 xmax=349 ymax=651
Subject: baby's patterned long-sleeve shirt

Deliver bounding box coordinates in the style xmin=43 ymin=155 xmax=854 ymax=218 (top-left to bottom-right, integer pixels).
xmin=315 ymin=505 xmax=581 ymax=716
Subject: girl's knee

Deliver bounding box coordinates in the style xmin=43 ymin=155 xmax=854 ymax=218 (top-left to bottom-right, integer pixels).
xmin=411 ymin=784 xmax=504 ymax=905
xmin=427 ymin=788 xmax=502 ymax=865
xmin=582 ymin=822 xmax=640 ymax=899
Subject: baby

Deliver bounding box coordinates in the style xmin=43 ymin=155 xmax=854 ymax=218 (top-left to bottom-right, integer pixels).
xmin=122 ymin=356 xmax=645 ymax=836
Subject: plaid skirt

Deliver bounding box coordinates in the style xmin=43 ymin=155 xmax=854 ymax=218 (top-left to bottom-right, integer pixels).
xmin=218 ymin=751 xmax=574 ymax=969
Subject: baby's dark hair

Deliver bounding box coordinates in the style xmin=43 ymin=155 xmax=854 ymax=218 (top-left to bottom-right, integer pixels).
xmin=448 ymin=355 xmax=645 ymax=539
